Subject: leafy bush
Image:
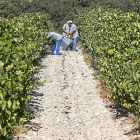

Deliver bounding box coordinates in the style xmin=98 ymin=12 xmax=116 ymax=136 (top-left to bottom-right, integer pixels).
xmin=0 ymin=13 xmax=51 ymax=139
xmin=75 ymin=7 xmax=140 ymax=121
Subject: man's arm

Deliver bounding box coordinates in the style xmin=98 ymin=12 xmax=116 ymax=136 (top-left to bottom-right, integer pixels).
xmin=63 ymin=29 xmax=70 ymax=35
xmin=62 ymin=24 xmax=70 ymax=35
xmin=70 ymin=31 xmax=74 ymax=35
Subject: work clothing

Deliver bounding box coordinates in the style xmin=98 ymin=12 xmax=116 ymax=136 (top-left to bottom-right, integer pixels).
xmin=71 ymin=24 xmax=79 ymax=39
xmin=47 ymin=32 xmax=62 ymax=55
xmin=62 ymin=23 xmax=79 ymax=51
xmin=73 ymin=37 xmax=78 ymax=51
xmin=48 ymin=32 xmax=62 ymax=41
xmin=62 ymin=23 xmax=79 ymax=39
xmin=51 ymin=39 xmax=62 ymax=55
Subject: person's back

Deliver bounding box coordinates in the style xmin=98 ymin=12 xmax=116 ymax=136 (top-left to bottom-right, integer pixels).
xmin=46 ymin=32 xmax=62 ymax=55
xmin=48 ymin=32 xmax=62 ymax=42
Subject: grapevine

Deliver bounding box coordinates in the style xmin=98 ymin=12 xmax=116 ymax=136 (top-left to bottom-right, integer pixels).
xmin=75 ymin=7 xmax=140 ymax=122
xmin=0 ymin=13 xmax=51 ymax=139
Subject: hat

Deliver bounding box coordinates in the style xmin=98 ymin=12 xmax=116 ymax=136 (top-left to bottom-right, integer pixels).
xmin=67 ymin=20 xmax=73 ymax=24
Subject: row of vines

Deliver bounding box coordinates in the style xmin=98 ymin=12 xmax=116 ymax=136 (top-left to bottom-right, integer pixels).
xmin=75 ymin=7 xmax=140 ymax=121
xmin=0 ymin=13 xmax=51 ymax=139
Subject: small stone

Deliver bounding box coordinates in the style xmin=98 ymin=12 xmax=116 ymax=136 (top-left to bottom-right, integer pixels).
xmin=96 ymin=112 xmax=99 ymax=116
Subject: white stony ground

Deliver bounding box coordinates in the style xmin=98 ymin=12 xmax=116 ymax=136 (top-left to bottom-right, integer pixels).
xmin=10 ymin=49 xmax=137 ymax=140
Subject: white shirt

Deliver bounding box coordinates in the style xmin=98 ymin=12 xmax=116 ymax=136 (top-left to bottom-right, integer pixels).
xmin=62 ymin=23 xmax=79 ymax=39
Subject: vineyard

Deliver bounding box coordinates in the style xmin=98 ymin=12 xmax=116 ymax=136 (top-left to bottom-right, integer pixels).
xmin=0 ymin=13 xmax=51 ymax=139
xmin=74 ymin=7 xmax=140 ymax=122
xmin=0 ymin=6 xmax=140 ymax=140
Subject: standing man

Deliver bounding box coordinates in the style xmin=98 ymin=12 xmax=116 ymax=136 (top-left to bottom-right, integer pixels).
xmin=62 ymin=20 xmax=79 ymax=51
xmin=45 ymin=32 xmax=62 ymax=55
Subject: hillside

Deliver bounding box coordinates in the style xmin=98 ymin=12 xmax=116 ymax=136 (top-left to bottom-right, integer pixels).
xmin=0 ymin=0 xmax=140 ymax=33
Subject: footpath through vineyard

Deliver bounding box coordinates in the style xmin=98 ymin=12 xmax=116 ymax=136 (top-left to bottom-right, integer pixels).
xmin=11 ymin=48 xmax=137 ymax=140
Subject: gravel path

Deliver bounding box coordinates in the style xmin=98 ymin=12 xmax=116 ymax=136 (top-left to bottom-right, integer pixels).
xmin=11 ymin=49 xmax=132 ymax=140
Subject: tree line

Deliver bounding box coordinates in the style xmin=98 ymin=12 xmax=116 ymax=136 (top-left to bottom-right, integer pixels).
xmin=0 ymin=0 xmax=140 ymax=33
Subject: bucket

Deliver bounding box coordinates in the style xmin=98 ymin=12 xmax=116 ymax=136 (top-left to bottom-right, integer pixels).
xmin=44 ymin=45 xmax=52 ymax=51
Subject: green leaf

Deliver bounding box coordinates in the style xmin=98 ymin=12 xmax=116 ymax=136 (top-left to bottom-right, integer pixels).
xmin=0 ymin=92 xmax=3 ymax=99
xmin=0 ymin=62 xmax=4 ymax=68
xmin=107 ymin=94 xmax=112 ymax=99
xmin=123 ymin=103 xmax=131 ymax=109
xmin=16 ymin=100 xmax=20 ymax=106
xmin=3 ymin=127 xmax=7 ymax=136
xmin=1 ymin=79 xmax=6 ymax=85
xmin=12 ymin=101 xmax=17 ymax=110
xmin=13 ymin=37 xmax=18 ymax=42
xmin=7 ymin=100 xmax=12 ymax=109
xmin=6 ymin=111 xmax=11 ymax=116
xmin=11 ymin=94 xmax=15 ymax=98
xmin=2 ymin=102 xmax=6 ymax=110
xmin=130 ymin=94 xmax=135 ymax=101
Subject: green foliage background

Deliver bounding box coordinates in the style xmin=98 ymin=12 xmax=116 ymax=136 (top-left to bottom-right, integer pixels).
xmin=0 ymin=0 xmax=140 ymax=33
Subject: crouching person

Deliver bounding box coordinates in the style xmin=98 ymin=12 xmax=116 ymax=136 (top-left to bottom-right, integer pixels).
xmin=45 ymin=32 xmax=62 ymax=55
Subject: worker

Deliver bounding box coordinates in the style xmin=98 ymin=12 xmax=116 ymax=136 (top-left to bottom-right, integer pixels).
xmin=62 ymin=20 xmax=79 ymax=51
xmin=45 ymin=32 xmax=62 ymax=55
